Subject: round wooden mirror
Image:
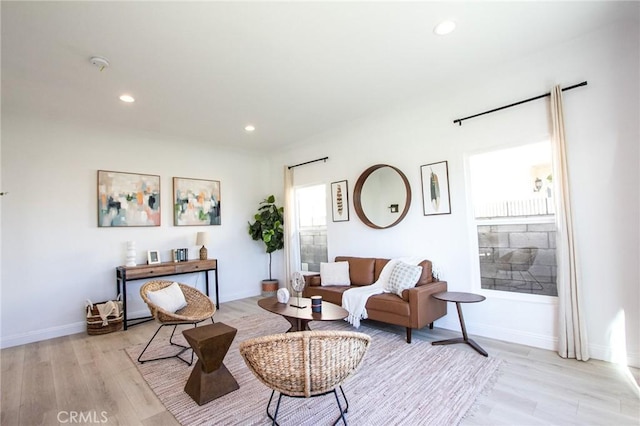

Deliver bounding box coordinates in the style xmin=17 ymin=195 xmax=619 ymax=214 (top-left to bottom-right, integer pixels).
xmin=353 ymin=164 xmax=411 ymax=229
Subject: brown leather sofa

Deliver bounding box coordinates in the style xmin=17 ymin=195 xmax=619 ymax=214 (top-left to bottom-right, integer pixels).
xmin=302 ymin=256 xmax=447 ymax=343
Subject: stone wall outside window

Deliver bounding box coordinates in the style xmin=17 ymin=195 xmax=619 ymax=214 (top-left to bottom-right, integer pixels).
xmin=299 ymin=228 xmax=328 ymax=272
xmin=478 ymin=222 xmax=557 ymax=296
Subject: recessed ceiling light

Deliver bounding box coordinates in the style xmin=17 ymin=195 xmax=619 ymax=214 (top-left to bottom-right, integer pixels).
xmin=434 ymin=20 xmax=456 ymax=36
xmin=119 ymin=94 xmax=135 ymax=103
xmin=244 ymin=124 xmax=255 ymax=132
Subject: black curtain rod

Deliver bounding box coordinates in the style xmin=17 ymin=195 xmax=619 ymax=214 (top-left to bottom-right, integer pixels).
xmin=453 ymin=81 xmax=588 ymax=126
xmin=288 ymin=156 xmax=329 ymax=169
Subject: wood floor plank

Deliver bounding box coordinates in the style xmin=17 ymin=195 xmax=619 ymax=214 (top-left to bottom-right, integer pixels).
xmin=0 ymin=345 xmax=25 ymax=426
xmin=18 ymin=339 xmax=58 ymax=425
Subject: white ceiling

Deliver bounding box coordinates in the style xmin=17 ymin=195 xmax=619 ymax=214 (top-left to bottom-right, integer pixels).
xmin=2 ymin=1 xmax=637 ymax=152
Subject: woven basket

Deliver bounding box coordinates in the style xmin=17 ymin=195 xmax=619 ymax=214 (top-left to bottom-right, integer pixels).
xmin=86 ymin=299 xmax=124 ymax=335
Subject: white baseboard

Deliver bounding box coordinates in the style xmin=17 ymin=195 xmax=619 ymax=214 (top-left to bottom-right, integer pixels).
xmin=435 ymin=318 xmax=557 ymax=351
xmin=1 ymin=321 xmax=87 ymax=349
xmin=435 ymin=319 xmax=640 ymax=368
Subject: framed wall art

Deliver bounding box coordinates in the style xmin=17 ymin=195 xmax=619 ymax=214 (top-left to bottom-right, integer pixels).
xmin=331 ymin=180 xmax=349 ymax=222
xmin=420 ymin=161 xmax=451 ymax=216
xmin=173 ymin=177 xmax=221 ymax=226
xmin=97 ymin=170 xmax=161 ymax=227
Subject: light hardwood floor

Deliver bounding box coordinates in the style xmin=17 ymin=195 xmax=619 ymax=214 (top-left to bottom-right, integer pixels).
xmin=1 ymin=296 xmax=638 ymax=425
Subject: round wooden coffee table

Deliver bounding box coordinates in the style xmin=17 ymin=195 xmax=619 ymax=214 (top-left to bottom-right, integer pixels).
xmin=258 ymin=297 xmax=348 ymax=332
xmin=431 ymin=291 xmax=488 ymax=357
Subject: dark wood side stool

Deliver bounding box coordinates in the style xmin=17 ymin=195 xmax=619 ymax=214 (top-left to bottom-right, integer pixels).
xmin=182 ymin=322 xmax=239 ymax=405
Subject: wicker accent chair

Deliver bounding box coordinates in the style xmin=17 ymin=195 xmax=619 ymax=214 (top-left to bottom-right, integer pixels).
xmin=239 ymin=330 xmax=371 ymax=425
xmin=138 ymin=280 xmax=215 ymax=365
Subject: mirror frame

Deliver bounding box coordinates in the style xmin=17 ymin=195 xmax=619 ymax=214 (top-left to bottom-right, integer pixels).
xmin=353 ymin=164 xmax=412 ymax=229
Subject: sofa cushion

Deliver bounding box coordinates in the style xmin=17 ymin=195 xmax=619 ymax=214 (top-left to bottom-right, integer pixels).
xmin=416 ymin=260 xmax=433 ymax=285
xmin=384 ymin=262 xmax=423 ymax=297
xmin=365 ymin=293 xmax=411 ymax=316
xmin=303 ymin=285 xmax=350 ymax=306
xmin=320 ymin=261 xmax=351 ymax=286
xmin=335 ymin=256 xmax=375 ymax=286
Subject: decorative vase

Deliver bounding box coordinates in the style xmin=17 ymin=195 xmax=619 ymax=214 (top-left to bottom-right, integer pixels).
xmin=199 ymin=245 xmax=208 ymax=260
xmin=125 ymin=241 xmax=136 ymax=267
xmin=276 ymin=288 xmax=290 ymax=304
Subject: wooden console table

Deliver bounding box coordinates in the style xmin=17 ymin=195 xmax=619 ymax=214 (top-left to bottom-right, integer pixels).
xmin=116 ymin=259 xmax=219 ymax=330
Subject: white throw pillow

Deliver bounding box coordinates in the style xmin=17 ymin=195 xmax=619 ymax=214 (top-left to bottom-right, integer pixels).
xmin=385 ymin=262 xmax=423 ymax=297
xmin=146 ymin=282 xmax=188 ymax=313
xmin=320 ymin=261 xmax=351 ymax=286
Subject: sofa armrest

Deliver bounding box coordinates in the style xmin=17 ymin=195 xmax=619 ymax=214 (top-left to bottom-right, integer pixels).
xmin=405 ymin=280 xmax=448 ymax=329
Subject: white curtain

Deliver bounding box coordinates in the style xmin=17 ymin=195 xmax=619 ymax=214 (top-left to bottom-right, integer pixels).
xmin=283 ymin=166 xmax=300 ymax=293
xmin=550 ymin=85 xmax=589 ymax=361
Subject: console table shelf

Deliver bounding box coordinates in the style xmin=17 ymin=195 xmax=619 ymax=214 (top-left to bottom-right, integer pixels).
xmin=116 ymin=259 xmax=219 ymax=330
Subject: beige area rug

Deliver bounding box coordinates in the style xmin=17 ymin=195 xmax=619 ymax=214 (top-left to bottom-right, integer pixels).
xmin=126 ymin=313 xmax=502 ymax=425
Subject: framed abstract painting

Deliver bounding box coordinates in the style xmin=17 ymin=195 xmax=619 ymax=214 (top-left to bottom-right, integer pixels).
xmin=173 ymin=177 xmax=221 ymax=226
xmin=420 ymin=161 xmax=451 ymax=216
xmin=97 ymin=170 xmax=161 ymax=227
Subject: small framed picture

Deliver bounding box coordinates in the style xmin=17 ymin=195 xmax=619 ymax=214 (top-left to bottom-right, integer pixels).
xmin=420 ymin=161 xmax=451 ymax=216
xmin=331 ymin=180 xmax=349 ymax=222
xmin=147 ymin=250 xmax=161 ymax=265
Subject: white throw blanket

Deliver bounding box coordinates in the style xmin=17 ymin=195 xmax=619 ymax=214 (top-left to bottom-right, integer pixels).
xmin=342 ymin=257 xmax=423 ymax=328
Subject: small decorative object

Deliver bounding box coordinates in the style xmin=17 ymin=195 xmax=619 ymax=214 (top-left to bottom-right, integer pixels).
xmin=276 ymin=288 xmax=290 ymax=304
xmin=125 ymin=241 xmax=136 ymax=267
xmin=311 ymin=295 xmax=322 ymax=313
xmin=290 ymin=271 xmax=307 ymax=309
xmin=196 ymin=232 xmax=209 ymax=260
xmin=331 ymin=180 xmax=349 ymax=222
xmin=97 ymin=170 xmax=161 ymax=227
xmin=173 ymin=248 xmax=188 ymax=262
xmin=173 ymin=177 xmax=221 ymax=226
xmin=147 ymin=250 xmax=161 ymax=264
xmin=420 ymin=161 xmax=451 ymax=216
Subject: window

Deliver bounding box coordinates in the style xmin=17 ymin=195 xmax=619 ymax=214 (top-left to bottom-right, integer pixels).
xmin=295 ymin=184 xmax=328 ymax=272
xmin=468 ymin=141 xmax=557 ymax=296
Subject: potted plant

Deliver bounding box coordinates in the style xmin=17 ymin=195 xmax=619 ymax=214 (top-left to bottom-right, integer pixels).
xmin=248 ymin=195 xmax=284 ymax=296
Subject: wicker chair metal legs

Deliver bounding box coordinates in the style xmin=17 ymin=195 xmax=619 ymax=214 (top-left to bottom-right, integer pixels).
xmin=137 ymin=323 xmax=195 ymax=365
xmin=138 ymin=280 xmax=217 ymax=365
xmin=266 ymin=386 xmax=349 ymax=426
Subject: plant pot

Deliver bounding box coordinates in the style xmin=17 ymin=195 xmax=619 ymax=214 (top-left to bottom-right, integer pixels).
xmin=261 ymin=279 xmax=279 ymax=297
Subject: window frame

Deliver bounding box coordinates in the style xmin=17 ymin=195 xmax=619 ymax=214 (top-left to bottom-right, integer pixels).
xmin=464 ymin=141 xmax=558 ymax=305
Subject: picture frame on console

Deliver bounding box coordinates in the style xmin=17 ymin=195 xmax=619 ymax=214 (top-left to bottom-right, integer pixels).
xmin=331 ymin=180 xmax=349 ymax=222
xmin=147 ymin=250 xmax=161 ymax=265
xmin=420 ymin=161 xmax=451 ymax=216
xmin=97 ymin=170 xmax=161 ymax=227
xmin=173 ymin=177 xmax=221 ymax=226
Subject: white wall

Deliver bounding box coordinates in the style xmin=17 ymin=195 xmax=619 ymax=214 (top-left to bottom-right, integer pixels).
xmin=271 ymin=21 xmax=639 ymax=366
xmin=1 ymin=116 xmax=269 ymax=347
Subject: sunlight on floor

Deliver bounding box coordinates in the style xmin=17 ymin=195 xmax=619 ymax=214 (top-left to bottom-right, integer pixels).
xmin=609 ymin=309 xmax=640 ymax=395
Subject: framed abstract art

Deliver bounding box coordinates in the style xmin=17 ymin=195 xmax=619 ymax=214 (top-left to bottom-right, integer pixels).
xmin=97 ymin=170 xmax=161 ymax=227
xmin=173 ymin=177 xmax=221 ymax=226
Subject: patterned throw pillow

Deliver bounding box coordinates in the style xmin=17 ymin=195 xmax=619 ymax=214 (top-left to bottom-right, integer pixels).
xmin=385 ymin=262 xmax=423 ymax=297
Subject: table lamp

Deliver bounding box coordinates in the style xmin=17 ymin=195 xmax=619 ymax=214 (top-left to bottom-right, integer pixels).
xmin=196 ymin=232 xmax=209 ymax=260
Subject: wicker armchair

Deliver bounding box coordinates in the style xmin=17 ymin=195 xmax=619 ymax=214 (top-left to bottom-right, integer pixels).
xmin=138 ymin=280 xmax=216 ymax=365
xmin=240 ymin=330 xmax=371 ymax=425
